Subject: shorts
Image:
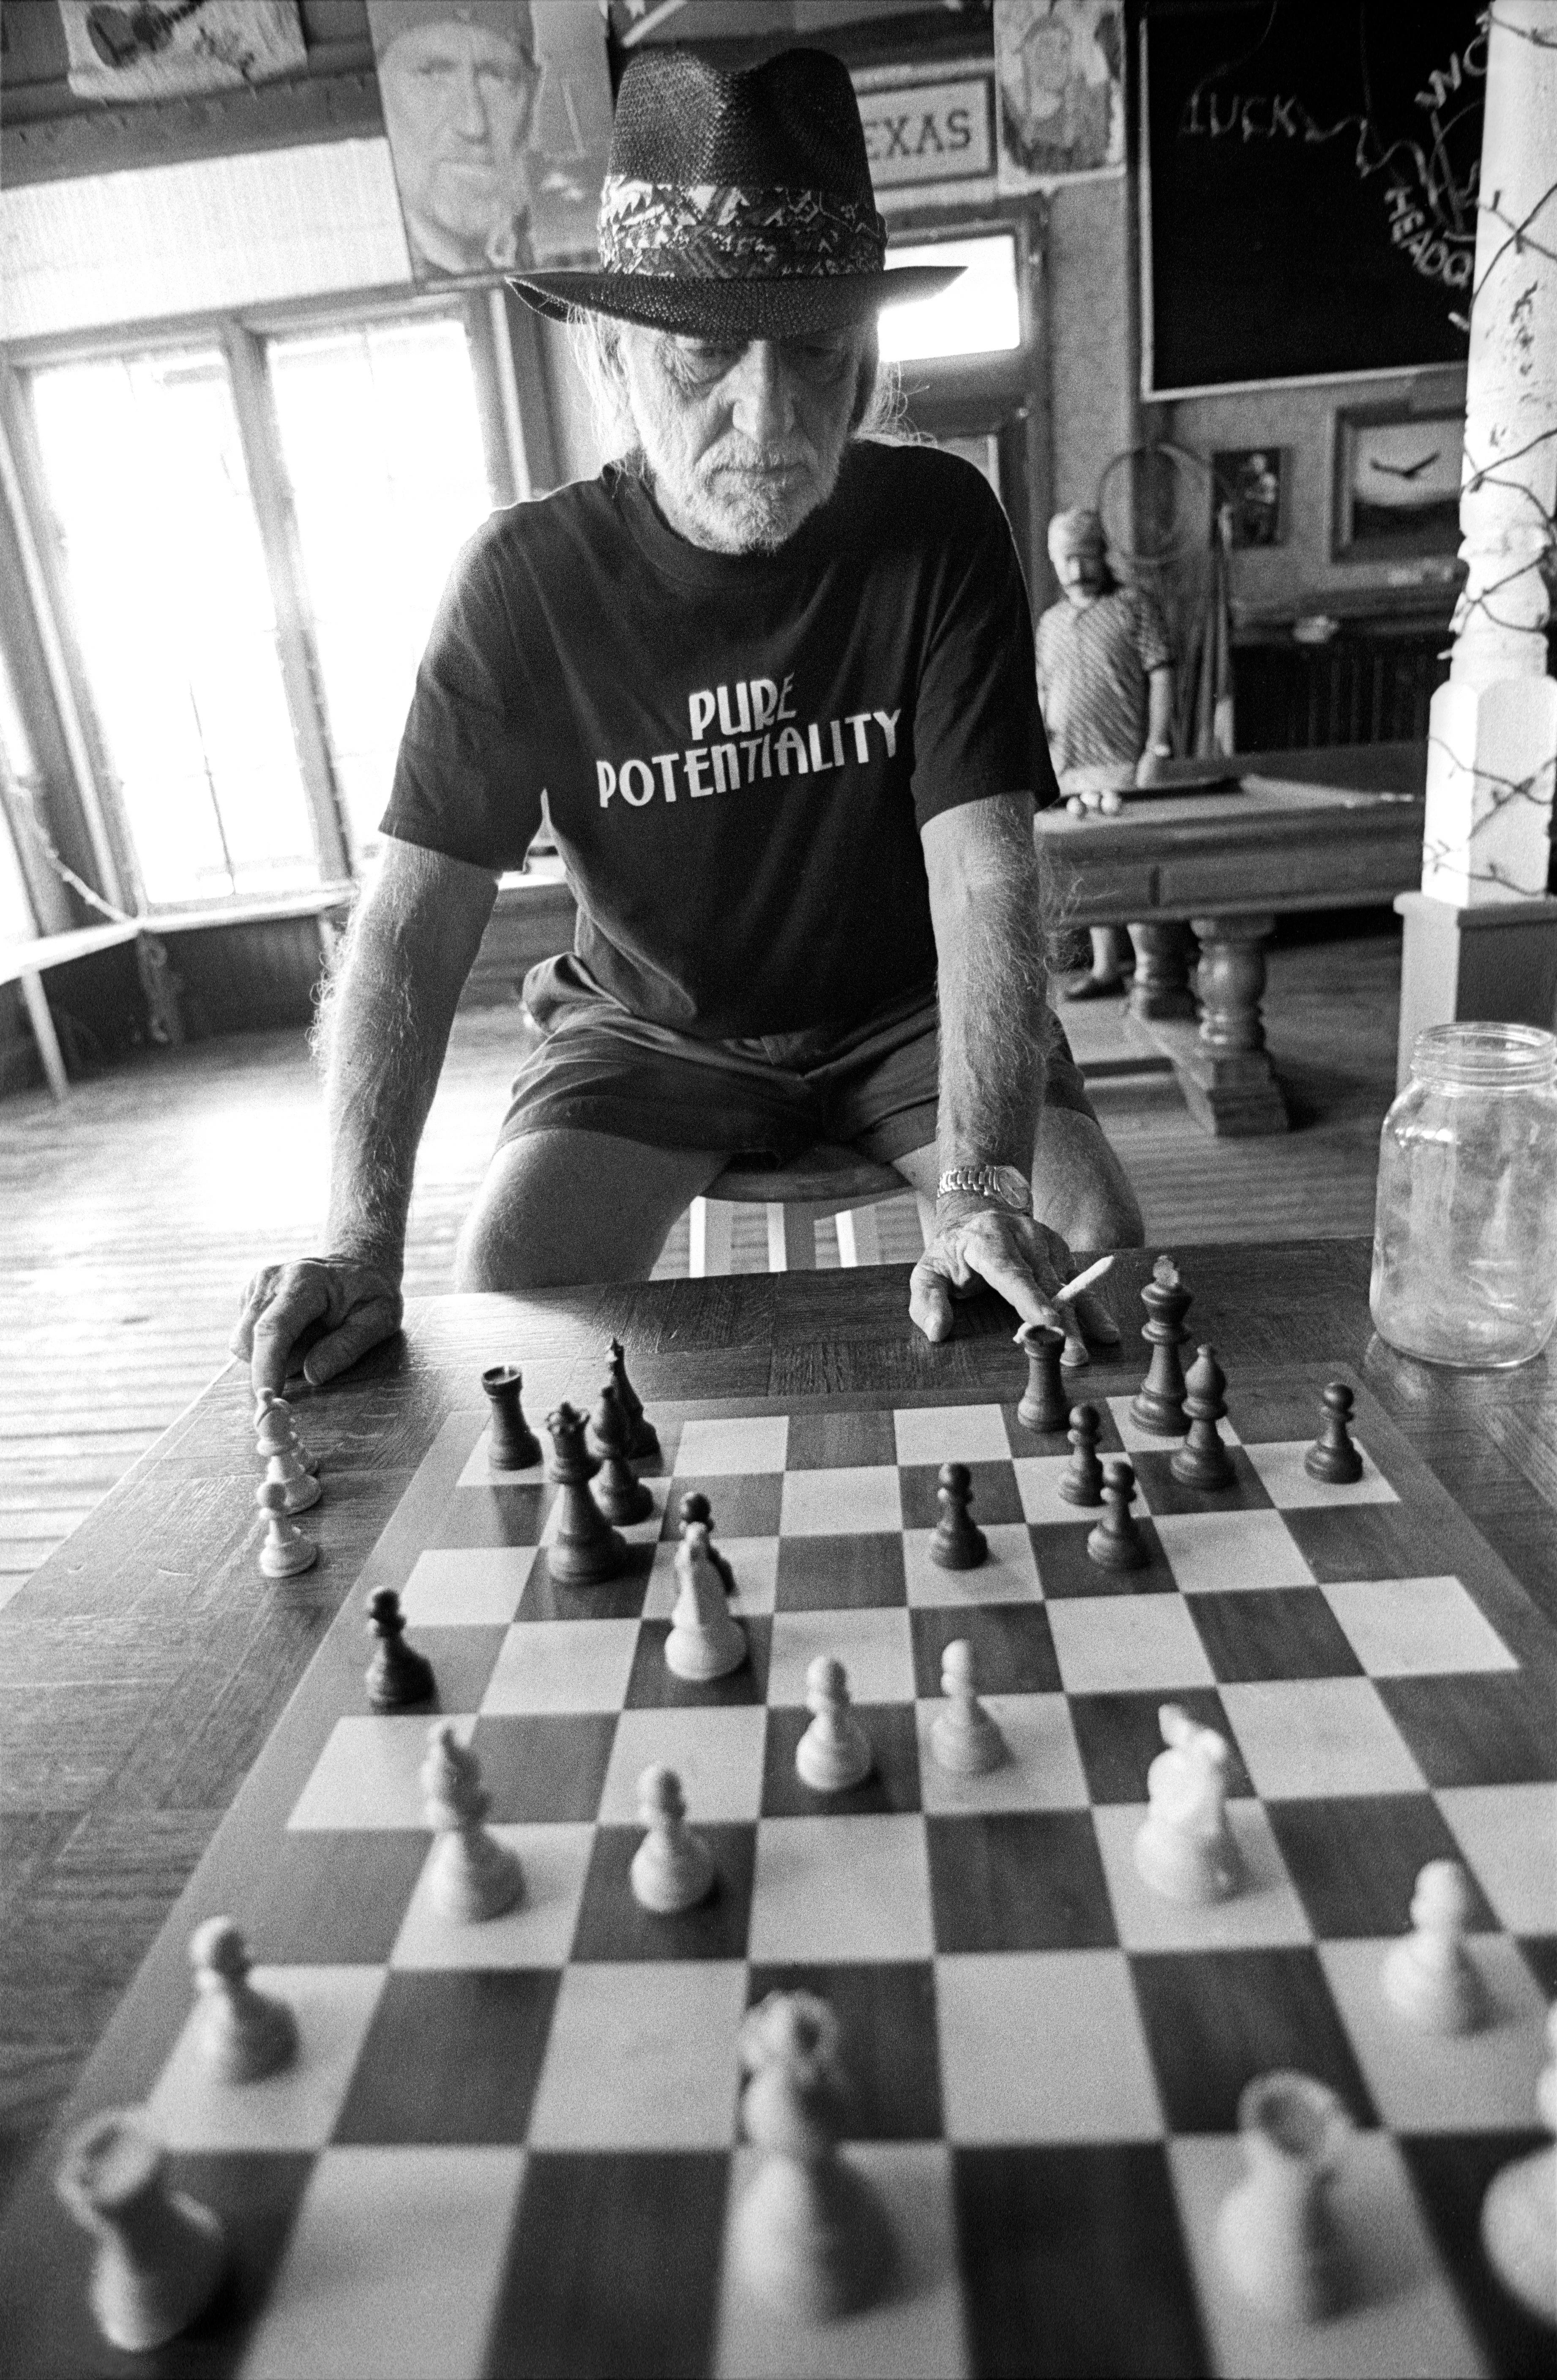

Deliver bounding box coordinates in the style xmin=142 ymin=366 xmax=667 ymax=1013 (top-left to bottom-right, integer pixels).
xmin=498 ymin=953 xmax=1098 ymax=1165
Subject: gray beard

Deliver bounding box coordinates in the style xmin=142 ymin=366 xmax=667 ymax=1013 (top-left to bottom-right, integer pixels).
xmin=652 ymin=453 xmax=847 ymax=557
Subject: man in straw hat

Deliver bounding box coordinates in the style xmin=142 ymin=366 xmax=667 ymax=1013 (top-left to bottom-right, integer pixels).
xmin=235 ymin=45 xmax=1142 ymax=1397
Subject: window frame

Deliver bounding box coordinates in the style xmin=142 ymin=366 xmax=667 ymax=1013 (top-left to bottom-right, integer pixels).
xmin=1 ymin=281 xmax=540 ymax=914
xmin=873 ymin=208 xmax=1050 ymax=600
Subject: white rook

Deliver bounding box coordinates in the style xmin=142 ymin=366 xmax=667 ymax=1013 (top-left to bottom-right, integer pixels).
xmin=1399 ymin=0 xmax=1557 ymax=1076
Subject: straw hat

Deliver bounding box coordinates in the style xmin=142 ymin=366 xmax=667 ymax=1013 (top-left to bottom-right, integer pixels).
xmin=508 ymin=46 xmax=962 ymax=338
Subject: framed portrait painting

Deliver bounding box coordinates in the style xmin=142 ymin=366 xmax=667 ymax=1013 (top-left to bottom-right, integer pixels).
xmin=1213 ymin=448 xmax=1287 ymax=549
xmin=368 ymin=0 xmax=612 ymax=284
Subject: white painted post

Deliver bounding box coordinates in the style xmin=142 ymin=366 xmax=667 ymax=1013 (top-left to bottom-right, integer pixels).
xmin=835 ymin=1204 xmax=881 ymax=1266
xmin=1402 ymin=0 xmax=1557 ymax=1075
xmin=688 ymin=1195 xmax=733 ymax=1277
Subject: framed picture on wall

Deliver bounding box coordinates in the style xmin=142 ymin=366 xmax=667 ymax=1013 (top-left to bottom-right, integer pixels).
xmin=1332 ymin=404 xmax=1464 ymax=562
xmin=1213 ymin=448 xmax=1287 ymax=549
xmin=367 ymin=0 xmax=612 ymax=284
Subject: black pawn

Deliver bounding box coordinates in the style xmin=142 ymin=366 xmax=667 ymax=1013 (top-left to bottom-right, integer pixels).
xmin=545 ymin=1402 xmax=627 ymax=1583
xmin=608 ymin=1337 xmax=658 ymax=1461
xmin=1132 ymin=1255 xmax=1192 ymax=1436
xmin=1016 ymin=1321 xmax=1069 ymax=1434
xmin=1057 ymin=1403 xmax=1106 ymax=1507
xmin=930 ymin=1462 xmax=987 ymax=1571
xmin=365 ymin=1588 xmax=435 ymax=1710
xmin=1306 ymin=1381 xmax=1364 ymax=1485
xmin=1171 ymin=1345 xmax=1237 ymax=1491
xmin=591 ymin=1380 xmax=654 ymax=1523
xmin=680 ymin=1491 xmax=735 ymax=1594
xmin=482 ymin=1364 xmax=540 ymax=1469
xmin=1087 ymin=1457 xmax=1147 ymax=1572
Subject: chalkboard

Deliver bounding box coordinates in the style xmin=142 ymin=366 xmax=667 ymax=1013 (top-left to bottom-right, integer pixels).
xmin=1143 ymin=0 xmax=1483 ymax=393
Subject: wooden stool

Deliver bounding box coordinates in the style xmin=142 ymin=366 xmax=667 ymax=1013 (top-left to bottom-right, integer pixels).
xmin=688 ymin=1144 xmax=935 ymax=1274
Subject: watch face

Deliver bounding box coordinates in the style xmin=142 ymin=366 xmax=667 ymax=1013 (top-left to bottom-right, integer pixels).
xmin=990 ymin=1165 xmax=1034 ymax=1212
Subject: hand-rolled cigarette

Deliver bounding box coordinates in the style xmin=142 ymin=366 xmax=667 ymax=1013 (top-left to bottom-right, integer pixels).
xmin=1052 ymin=1253 xmax=1117 ymax=1306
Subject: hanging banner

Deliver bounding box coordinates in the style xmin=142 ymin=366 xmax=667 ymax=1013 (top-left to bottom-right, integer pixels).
xmin=59 ymin=0 xmax=306 ymax=101
xmin=367 ymin=0 xmax=613 ymax=284
xmin=994 ymin=0 xmax=1125 ymax=188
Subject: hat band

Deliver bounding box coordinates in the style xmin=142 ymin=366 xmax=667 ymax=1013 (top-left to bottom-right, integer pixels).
xmin=598 ymin=177 xmax=887 ymax=282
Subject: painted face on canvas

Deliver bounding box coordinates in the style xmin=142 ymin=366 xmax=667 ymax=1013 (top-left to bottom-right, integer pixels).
xmin=380 ymin=18 xmax=539 ymax=250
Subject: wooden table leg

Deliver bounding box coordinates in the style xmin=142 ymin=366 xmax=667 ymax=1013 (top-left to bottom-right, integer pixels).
xmin=1126 ymin=921 xmax=1199 ymax=1021
xmin=1180 ymin=913 xmax=1289 ymax=1135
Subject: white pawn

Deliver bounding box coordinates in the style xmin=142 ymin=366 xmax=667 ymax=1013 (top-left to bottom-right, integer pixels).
xmin=630 ymin=1764 xmax=715 ymax=1913
xmin=931 ymin=1639 xmax=1008 ymax=1775
xmin=256 ymin=1478 xmax=317 ymax=1577
xmin=56 ymin=2112 xmax=227 ymax=2353
xmin=795 ymin=1657 xmax=873 ymax=1794
xmin=1382 ymin=1860 xmax=1489 ymax=2035
xmin=188 ymin=1916 xmax=297 ymax=2083
xmin=420 ymin=1723 xmax=524 ymax=1923
xmin=255 ymin=1389 xmax=318 ymax=1476
xmin=1134 ymin=1702 xmax=1242 ymax=1904
xmin=732 ymin=1992 xmax=890 ymax=2324
xmin=1216 ymin=2071 xmax=1352 ymax=2324
xmin=1481 ymin=2003 xmax=1557 ymax=2325
xmin=665 ymin=1522 xmax=747 ymax=1682
xmin=257 ymin=1411 xmax=321 ymax=1516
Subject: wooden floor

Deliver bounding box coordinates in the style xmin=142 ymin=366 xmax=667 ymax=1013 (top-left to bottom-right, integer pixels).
xmin=0 ymin=918 xmax=1400 ymax=1601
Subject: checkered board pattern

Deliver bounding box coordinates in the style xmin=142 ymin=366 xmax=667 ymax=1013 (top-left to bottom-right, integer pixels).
xmin=4 ymin=1369 xmax=1556 ymax=2380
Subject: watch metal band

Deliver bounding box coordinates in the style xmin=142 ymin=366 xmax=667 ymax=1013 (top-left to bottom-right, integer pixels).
xmin=936 ymin=1164 xmax=1034 ymax=1215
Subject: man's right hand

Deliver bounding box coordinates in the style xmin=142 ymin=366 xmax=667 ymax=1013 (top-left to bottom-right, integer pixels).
xmin=231 ymin=1256 xmax=404 ymax=1398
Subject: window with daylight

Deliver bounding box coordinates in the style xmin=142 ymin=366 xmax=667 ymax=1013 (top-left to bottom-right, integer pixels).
xmin=267 ymin=313 xmax=497 ymax=865
xmin=27 ymin=349 xmax=319 ymax=907
xmin=877 ymin=233 xmax=1022 ymax=364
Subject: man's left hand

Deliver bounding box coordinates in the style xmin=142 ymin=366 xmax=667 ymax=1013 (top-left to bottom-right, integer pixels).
xmin=908 ymin=1204 xmax=1120 ymax=1346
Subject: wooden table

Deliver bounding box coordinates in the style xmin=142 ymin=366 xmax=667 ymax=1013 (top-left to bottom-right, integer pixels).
xmin=1035 ymin=743 xmax=1426 ymax=1135
xmin=3 ymin=1242 xmax=1554 ymax=2222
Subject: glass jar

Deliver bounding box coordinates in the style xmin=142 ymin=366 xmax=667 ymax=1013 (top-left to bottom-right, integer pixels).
xmin=1371 ymin=1023 xmax=1557 ymax=1368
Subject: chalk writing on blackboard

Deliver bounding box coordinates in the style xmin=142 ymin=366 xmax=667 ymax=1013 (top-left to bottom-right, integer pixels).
xmin=1177 ymin=19 xmax=1484 ymax=295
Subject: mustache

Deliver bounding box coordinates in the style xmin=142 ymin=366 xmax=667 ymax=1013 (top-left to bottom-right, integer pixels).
xmin=703 ymin=442 xmax=816 ymax=474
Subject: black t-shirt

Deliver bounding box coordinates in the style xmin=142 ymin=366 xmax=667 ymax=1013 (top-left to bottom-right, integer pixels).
xmin=382 ymin=441 xmax=1054 ymax=1038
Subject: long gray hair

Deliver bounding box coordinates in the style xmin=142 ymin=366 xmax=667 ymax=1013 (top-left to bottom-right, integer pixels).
xmin=567 ymin=309 xmax=907 ymax=469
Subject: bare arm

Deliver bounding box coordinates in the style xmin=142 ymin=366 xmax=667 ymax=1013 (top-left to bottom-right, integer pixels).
xmin=322 ymin=839 xmax=498 ymax=1266
xmin=1135 ymin=665 xmax=1177 ymax=785
xmin=232 ymin=838 xmax=497 ymax=1391
xmin=924 ymin=792 xmax=1048 ymax=1177
xmin=907 ymin=795 xmax=1074 ymax=1340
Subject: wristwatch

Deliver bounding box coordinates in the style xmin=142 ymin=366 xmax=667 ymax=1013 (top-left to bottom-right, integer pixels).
xmin=936 ymin=1164 xmax=1034 ymax=1215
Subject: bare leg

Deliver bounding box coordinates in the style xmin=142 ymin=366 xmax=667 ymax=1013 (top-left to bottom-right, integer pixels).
xmin=1065 ymin=923 xmax=1134 ymax=999
xmin=454 ymin=1129 xmax=731 ymax=1291
xmin=893 ymin=1111 xmax=1143 ymax=1256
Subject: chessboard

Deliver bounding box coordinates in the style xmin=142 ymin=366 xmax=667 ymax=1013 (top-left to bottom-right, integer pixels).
xmin=3 ymin=1354 xmax=1555 ymax=2380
